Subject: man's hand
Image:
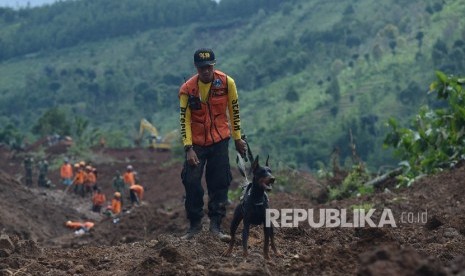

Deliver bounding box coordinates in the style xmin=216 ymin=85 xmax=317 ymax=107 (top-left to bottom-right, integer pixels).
xmin=235 ymin=139 xmax=247 ymax=157
xmin=186 ymin=148 xmax=200 ymax=166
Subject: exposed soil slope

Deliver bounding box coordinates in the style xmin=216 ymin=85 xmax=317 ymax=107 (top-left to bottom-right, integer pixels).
xmin=1 ymin=145 xmax=465 ymax=275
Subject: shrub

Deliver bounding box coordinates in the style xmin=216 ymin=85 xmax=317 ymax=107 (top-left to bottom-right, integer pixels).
xmin=384 ymin=71 xmax=465 ymax=186
xmin=328 ymin=164 xmax=372 ymax=200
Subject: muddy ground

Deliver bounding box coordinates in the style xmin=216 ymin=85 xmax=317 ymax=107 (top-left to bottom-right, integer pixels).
xmin=0 ymin=144 xmax=465 ymax=275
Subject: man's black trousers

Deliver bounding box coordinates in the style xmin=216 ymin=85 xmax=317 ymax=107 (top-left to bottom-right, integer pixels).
xmin=181 ymin=139 xmax=232 ymax=223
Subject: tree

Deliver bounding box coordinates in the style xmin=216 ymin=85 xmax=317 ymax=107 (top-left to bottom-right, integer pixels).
xmin=32 ymin=108 xmax=71 ymax=137
xmin=0 ymin=123 xmax=24 ymax=150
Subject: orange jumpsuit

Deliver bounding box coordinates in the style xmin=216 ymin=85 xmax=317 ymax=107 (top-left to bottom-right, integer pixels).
xmin=86 ymin=171 xmax=97 ymax=191
xmin=123 ymin=171 xmax=136 ymax=187
xmin=66 ymin=221 xmax=94 ymax=231
xmin=130 ymin=184 xmax=144 ymax=200
xmin=73 ymin=169 xmax=87 ymax=196
xmin=73 ymin=170 xmax=85 ymax=185
xmin=92 ymin=193 xmax=106 ymax=206
xmin=83 ymin=222 xmax=95 ymax=230
xmin=111 ymin=198 xmax=122 ymax=215
xmin=60 ymin=163 xmax=73 ymax=183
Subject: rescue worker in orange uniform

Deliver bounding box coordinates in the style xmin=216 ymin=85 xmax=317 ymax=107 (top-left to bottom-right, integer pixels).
xmin=123 ymin=165 xmax=136 ymax=187
xmin=129 ymin=184 xmax=144 ymax=206
xmin=72 ymin=163 xmax=86 ymax=197
xmin=60 ymin=158 xmax=73 ymax=186
xmin=92 ymin=188 xmax=106 ymax=213
xmin=107 ymin=192 xmax=122 ymax=216
xmin=65 ymin=221 xmax=95 ymax=232
xmin=178 ymin=48 xmax=247 ymax=241
xmin=85 ymin=165 xmax=97 ymax=195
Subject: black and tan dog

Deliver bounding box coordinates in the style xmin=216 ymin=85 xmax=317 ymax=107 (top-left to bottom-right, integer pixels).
xmin=223 ymin=155 xmax=281 ymax=259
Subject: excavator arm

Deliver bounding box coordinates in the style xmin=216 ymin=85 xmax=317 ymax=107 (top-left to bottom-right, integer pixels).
xmin=136 ymin=118 xmax=172 ymax=151
xmin=162 ymin=129 xmax=179 ymax=143
xmin=139 ymin=119 xmax=160 ymax=141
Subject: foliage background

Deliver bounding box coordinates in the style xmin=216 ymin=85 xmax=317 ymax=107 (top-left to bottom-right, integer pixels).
xmin=0 ymin=0 xmax=464 ymax=172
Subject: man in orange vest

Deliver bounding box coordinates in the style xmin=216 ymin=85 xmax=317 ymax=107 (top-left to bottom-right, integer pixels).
xmin=65 ymin=220 xmax=95 ymax=235
xmin=123 ymin=165 xmax=136 ymax=187
xmin=72 ymin=163 xmax=86 ymax=197
xmin=92 ymin=188 xmax=106 ymax=213
xmin=107 ymin=192 xmax=122 ymax=216
xmin=129 ymin=184 xmax=144 ymax=206
xmin=60 ymin=158 xmax=73 ymax=186
xmin=65 ymin=220 xmax=94 ymax=231
xmin=178 ymin=48 xmax=247 ymax=241
xmin=85 ymin=165 xmax=97 ymax=195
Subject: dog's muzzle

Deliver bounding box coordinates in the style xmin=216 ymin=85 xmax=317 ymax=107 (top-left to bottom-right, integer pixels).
xmin=264 ymin=177 xmax=275 ymax=191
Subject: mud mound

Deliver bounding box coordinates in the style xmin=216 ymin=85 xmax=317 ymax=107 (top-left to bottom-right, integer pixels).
xmin=0 ymin=170 xmax=88 ymax=243
xmin=2 ymin=146 xmax=465 ymax=274
xmin=358 ymin=246 xmax=445 ymax=275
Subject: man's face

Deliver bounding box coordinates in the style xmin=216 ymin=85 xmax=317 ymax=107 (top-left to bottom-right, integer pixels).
xmin=196 ymin=65 xmax=214 ymax=83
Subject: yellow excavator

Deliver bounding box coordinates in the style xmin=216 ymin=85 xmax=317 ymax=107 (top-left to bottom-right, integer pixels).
xmin=136 ymin=118 xmax=177 ymax=151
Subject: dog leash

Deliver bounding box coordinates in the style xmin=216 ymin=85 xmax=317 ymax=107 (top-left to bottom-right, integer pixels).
xmin=236 ymin=152 xmax=249 ymax=184
xmin=236 ymin=134 xmax=254 ymax=186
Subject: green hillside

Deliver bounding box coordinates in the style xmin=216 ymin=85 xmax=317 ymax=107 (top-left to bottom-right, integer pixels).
xmin=0 ymin=0 xmax=464 ymax=171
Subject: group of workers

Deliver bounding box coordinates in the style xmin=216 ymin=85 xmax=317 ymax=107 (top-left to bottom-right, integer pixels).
xmin=60 ymin=159 xmax=145 ymax=212
xmin=60 ymin=159 xmax=99 ymax=197
xmin=115 ymin=165 xmax=145 ymax=207
xmin=27 ymin=159 xmax=146 ymax=235
xmin=61 ymin=163 xmax=146 ymax=234
xmin=64 ymin=190 xmax=121 ymax=235
xmin=104 ymin=165 xmax=145 ymax=216
xmin=23 ymin=156 xmax=53 ymax=188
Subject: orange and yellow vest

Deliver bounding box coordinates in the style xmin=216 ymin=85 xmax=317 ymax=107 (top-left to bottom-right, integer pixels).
xmin=179 ymin=70 xmax=230 ymax=146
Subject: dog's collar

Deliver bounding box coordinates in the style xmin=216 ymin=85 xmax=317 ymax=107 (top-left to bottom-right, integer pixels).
xmin=251 ymin=191 xmax=269 ymax=206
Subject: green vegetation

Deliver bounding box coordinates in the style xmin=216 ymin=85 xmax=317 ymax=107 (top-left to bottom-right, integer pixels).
xmin=0 ymin=0 xmax=464 ymax=175
xmin=350 ymin=203 xmax=374 ymax=212
xmin=228 ymin=186 xmax=244 ymax=203
xmin=328 ymin=164 xmax=373 ymax=200
xmin=384 ymin=71 xmax=465 ymax=186
xmin=0 ymin=123 xmax=24 ymax=150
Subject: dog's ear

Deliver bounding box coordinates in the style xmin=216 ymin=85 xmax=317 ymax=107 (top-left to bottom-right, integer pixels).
xmin=252 ymin=155 xmax=259 ymax=172
xmin=266 ymin=155 xmax=270 ymax=167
